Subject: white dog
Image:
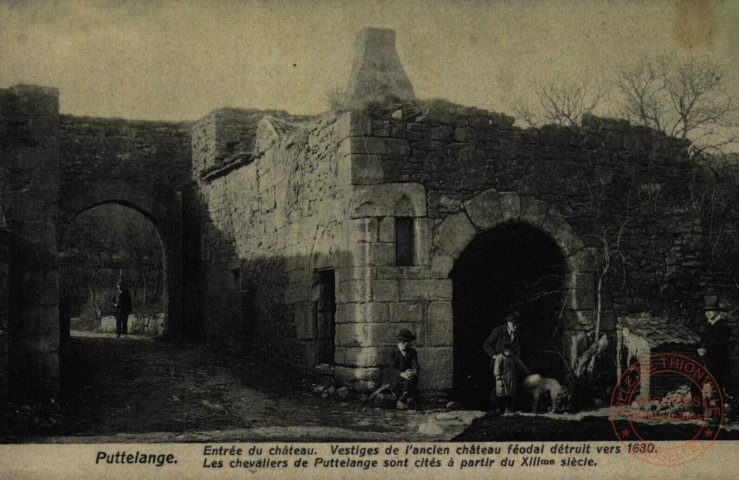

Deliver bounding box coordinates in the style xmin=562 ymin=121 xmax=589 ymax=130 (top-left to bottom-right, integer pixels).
xmin=523 ymin=374 xmax=564 ymax=413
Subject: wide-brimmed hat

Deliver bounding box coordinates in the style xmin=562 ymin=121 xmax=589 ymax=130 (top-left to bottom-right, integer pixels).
xmin=397 ymin=329 xmax=416 ymax=342
xmin=505 ymin=311 xmax=521 ymax=325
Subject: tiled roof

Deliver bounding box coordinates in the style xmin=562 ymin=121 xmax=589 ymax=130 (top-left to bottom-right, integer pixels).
xmin=618 ymin=312 xmax=700 ymax=348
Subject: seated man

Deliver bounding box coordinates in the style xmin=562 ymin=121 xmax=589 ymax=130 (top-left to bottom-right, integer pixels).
xmin=371 ymin=329 xmax=421 ymax=409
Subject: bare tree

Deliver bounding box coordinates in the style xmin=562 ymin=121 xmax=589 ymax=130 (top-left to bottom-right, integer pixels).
xmin=511 ymin=78 xmax=608 ymax=127
xmin=617 ymin=55 xmax=737 ymax=153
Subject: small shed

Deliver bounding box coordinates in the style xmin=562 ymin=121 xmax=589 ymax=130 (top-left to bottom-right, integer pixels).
xmin=616 ymin=312 xmax=701 ymax=400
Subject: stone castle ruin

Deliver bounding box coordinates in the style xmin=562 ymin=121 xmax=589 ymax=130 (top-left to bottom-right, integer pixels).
xmin=0 ymin=28 xmax=736 ymax=404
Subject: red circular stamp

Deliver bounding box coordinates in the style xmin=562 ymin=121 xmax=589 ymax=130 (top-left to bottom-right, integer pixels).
xmin=609 ymin=352 xmax=724 ymax=467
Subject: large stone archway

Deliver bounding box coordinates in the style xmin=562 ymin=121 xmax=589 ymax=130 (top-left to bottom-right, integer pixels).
xmin=428 ymin=189 xmax=597 ymax=391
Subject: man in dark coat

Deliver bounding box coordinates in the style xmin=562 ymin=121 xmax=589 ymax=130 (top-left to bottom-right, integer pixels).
xmin=388 ymin=328 xmax=421 ymax=408
xmin=113 ymin=281 xmax=132 ymax=338
xmin=484 ymin=310 xmax=522 ymax=368
xmin=698 ymin=310 xmax=732 ymax=388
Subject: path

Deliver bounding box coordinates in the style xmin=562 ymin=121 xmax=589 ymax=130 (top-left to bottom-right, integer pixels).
xmin=15 ymin=331 xmax=483 ymax=443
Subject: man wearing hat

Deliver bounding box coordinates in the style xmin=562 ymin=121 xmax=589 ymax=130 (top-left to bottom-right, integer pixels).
xmin=484 ymin=310 xmax=522 ymax=365
xmin=698 ymin=309 xmax=732 ymax=389
xmin=388 ymin=328 xmax=421 ymax=408
xmin=484 ymin=310 xmax=526 ymax=410
xmin=113 ymin=281 xmax=132 ymax=338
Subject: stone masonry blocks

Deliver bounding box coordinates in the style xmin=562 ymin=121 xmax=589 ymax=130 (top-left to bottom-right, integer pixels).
xmin=335 ymin=365 xmax=381 ymax=384
xmin=430 ymin=253 xmax=455 ymax=279
xmin=541 ymin=206 xmax=583 ymax=257
xmin=339 ymin=136 xmax=387 ymax=156
xmin=426 ymin=301 xmax=453 ymax=346
xmin=433 ymin=211 xmax=476 ymax=259
xmin=351 ymin=154 xmax=384 ymax=184
xmin=571 ymin=272 xmax=597 ymax=311
xmin=336 ymin=322 xmax=424 ymax=348
xmin=463 ymin=189 xmax=503 ymax=231
xmin=336 ymin=302 xmax=389 ymax=324
xmin=399 ymin=279 xmax=453 ymax=302
xmin=519 ymin=196 xmax=550 ymax=227
xmin=417 ymin=347 xmax=453 ymax=390
xmin=498 ymin=192 xmax=521 ymax=222
xmin=350 ymin=183 xmax=426 ymax=218
xmin=340 ymin=347 xmax=392 ymax=368
xmin=378 ymin=217 xmax=395 ymax=243
xmin=335 ymin=111 xmax=372 ymax=142
xmin=293 ymin=302 xmax=316 ymax=340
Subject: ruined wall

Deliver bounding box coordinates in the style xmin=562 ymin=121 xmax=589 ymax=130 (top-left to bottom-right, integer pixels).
xmin=58 ymin=115 xmax=194 ymax=337
xmin=192 ymin=102 xmax=707 ymax=394
xmin=331 ymin=103 xmax=703 ymax=393
xmin=58 ymin=115 xmax=192 ymax=219
xmin=193 ymin=109 xmax=353 ymax=370
xmin=366 ymin=103 xmax=700 ymax=322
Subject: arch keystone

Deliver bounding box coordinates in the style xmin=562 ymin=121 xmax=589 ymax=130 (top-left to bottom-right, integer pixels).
xmin=498 ymin=192 xmax=521 ymax=222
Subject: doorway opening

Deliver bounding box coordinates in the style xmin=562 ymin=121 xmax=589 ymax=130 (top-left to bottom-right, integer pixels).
xmin=59 ymin=203 xmax=166 ymax=339
xmin=451 ymin=222 xmax=568 ymax=407
xmin=315 ymin=269 xmax=336 ymax=365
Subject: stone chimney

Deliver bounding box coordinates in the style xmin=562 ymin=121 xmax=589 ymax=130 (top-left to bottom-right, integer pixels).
xmin=346 ymin=28 xmax=416 ymax=106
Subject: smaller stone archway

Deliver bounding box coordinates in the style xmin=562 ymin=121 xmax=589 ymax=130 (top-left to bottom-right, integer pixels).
xmin=60 ymin=190 xmax=181 ymax=338
xmin=430 ymin=189 xmax=597 ymax=396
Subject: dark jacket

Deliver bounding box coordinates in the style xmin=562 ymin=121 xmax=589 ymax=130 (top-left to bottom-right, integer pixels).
xmin=701 ymin=319 xmax=732 ymax=380
xmin=115 ymin=289 xmax=132 ymax=316
xmin=388 ymin=347 xmax=420 ymax=395
xmin=483 ymin=324 xmax=520 ymax=366
xmin=390 ymin=347 xmax=420 ymax=375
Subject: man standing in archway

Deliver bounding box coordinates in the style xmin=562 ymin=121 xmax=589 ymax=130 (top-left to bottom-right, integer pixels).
xmin=698 ymin=309 xmax=732 ymax=393
xmin=484 ymin=311 xmax=525 ymax=409
xmin=484 ymin=310 xmax=522 ymax=362
xmin=114 ymin=281 xmax=132 ymax=338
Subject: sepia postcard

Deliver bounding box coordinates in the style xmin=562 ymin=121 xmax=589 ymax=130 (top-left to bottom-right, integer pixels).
xmin=0 ymin=1 xmax=738 ymax=478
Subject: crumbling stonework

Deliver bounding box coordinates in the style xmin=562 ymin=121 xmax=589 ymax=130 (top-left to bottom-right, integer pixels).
xmin=0 ymin=86 xmax=195 ymax=400
xmin=190 ymin=100 xmax=706 ymax=394
xmin=0 ymin=27 xmax=735 ymax=403
xmin=58 ymin=115 xmax=194 ymax=339
xmin=193 ymin=109 xmax=353 ymax=369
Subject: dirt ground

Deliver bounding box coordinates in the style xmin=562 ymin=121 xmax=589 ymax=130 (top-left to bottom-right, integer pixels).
xmin=453 ymin=411 xmax=739 ymax=441
xmin=4 ymin=331 xmax=738 ymax=443
xmin=3 ymin=332 xmax=482 ymax=443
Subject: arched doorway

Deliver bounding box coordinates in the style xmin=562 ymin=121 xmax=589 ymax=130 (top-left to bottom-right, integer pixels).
xmin=451 ymin=222 xmax=568 ymax=407
xmin=59 ymin=203 xmax=167 ymax=338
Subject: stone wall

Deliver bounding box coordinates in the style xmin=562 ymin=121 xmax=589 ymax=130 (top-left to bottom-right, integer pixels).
xmin=376 ymin=103 xmax=699 ymax=316
xmin=330 ymin=103 xmax=703 ymax=393
xmin=58 ymin=115 xmax=194 ymax=338
xmin=192 ymin=102 xmax=711 ymax=395
xmin=58 ymin=115 xmax=192 ymax=221
xmin=193 ymin=109 xmax=353 ymax=370
xmin=0 ymin=85 xmax=197 ymax=401
xmin=0 ymin=86 xmax=62 ymax=400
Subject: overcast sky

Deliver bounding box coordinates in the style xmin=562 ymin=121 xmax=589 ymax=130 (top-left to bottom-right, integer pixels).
xmin=0 ymin=0 xmax=737 ymax=123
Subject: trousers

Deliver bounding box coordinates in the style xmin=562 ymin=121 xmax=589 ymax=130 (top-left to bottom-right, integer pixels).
xmin=115 ymin=312 xmax=129 ymax=336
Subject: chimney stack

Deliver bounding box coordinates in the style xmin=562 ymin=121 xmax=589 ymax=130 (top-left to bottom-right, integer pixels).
xmin=346 ymin=28 xmax=416 ymax=106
